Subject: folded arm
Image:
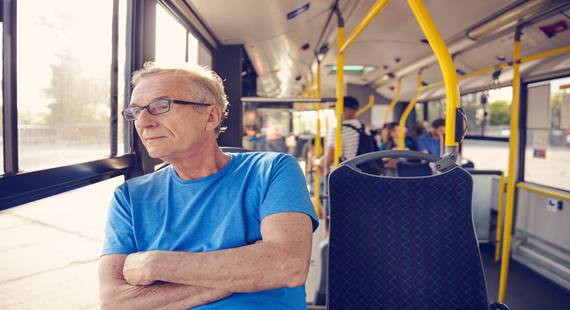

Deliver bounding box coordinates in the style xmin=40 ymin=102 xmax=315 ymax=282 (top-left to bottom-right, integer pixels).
xmin=123 ymin=211 xmax=314 ymax=293
xmin=99 ymin=254 xmax=232 ymax=310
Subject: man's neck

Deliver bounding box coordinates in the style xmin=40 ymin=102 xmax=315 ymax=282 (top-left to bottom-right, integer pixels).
xmin=169 ymin=143 xmax=231 ymax=181
xmin=430 ymin=131 xmax=440 ymax=140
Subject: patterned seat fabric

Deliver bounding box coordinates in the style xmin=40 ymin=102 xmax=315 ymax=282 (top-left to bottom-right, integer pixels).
xmin=328 ymin=165 xmax=489 ymax=310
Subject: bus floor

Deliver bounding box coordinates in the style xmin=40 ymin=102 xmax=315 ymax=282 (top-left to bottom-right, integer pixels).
xmin=480 ymin=243 xmax=570 ymax=310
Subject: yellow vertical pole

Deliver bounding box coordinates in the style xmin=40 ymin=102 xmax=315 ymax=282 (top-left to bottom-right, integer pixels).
xmin=335 ymin=26 xmax=345 ymax=168
xmin=385 ymin=80 xmax=402 ymax=125
xmin=399 ymin=73 xmax=422 ymax=149
xmin=495 ymin=171 xmax=506 ymax=261
xmin=499 ymin=26 xmax=523 ymax=303
xmin=407 ymin=0 xmax=460 ymax=148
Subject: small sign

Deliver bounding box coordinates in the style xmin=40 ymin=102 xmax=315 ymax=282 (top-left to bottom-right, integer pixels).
xmin=287 ymin=3 xmax=310 ymax=20
xmin=533 ymin=149 xmax=546 ymax=158
xmin=547 ymin=198 xmax=559 ymax=213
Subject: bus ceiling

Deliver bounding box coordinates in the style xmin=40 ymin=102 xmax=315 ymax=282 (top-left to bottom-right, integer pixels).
xmin=183 ymin=0 xmax=570 ymax=100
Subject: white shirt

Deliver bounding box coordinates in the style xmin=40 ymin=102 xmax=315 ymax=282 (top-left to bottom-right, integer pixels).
xmin=326 ymin=119 xmax=368 ymax=160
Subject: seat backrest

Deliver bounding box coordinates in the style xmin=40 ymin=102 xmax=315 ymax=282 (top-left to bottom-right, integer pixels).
xmin=327 ymin=165 xmax=489 ymax=310
xmin=396 ymin=161 xmax=433 ymax=177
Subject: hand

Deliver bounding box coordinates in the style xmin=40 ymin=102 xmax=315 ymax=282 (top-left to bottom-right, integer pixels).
xmin=385 ymin=158 xmax=398 ymax=168
xmin=123 ymin=251 xmax=157 ymax=286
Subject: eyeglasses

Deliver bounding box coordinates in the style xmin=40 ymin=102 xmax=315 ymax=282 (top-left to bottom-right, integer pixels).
xmin=122 ymin=99 xmax=212 ymax=121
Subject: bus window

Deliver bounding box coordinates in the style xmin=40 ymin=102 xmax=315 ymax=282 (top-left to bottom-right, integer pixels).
xmin=524 ymin=77 xmax=570 ymax=191
xmin=188 ymin=33 xmax=199 ymax=65
xmin=459 ymin=88 xmax=512 ymax=138
xmin=427 ymin=98 xmax=445 ymax=126
xmin=156 ymin=4 xmax=186 ymax=65
xmin=415 ymin=102 xmax=425 ymax=122
xmin=1 ymin=21 xmax=3 ymax=176
xmin=17 ymin=0 xmax=120 ymax=172
xmin=462 ymin=139 xmax=509 ymax=172
xmin=486 ymin=87 xmax=512 ymax=137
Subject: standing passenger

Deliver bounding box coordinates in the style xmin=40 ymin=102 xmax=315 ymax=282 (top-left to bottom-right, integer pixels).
xmin=418 ymin=118 xmax=446 ymax=156
xmin=317 ymin=96 xmax=365 ymax=168
xmin=98 ymin=62 xmax=318 ymax=310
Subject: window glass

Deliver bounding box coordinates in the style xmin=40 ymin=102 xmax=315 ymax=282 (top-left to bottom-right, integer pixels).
xmin=0 ymin=175 xmax=124 ymax=308
xmin=1 ymin=22 xmax=3 ymax=175
xmin=427 ymin=99 xmax=444 ymax=128
xmin=524 ymin=77 xmax=570 ymax=191
xmin=156 ymin=5 xmax=186 ymax=65
xmin=461 ymin=139 xmax=509 ymax=172
xmin=188 ymin=33 xmax=199 ymax=65
xmin=486 ymin=87 xmax=512 ymax=137
xmin=415 ymin=102 xmax=425 ymax=123
xmin=17 ymin=0 xmax=117 ymax=172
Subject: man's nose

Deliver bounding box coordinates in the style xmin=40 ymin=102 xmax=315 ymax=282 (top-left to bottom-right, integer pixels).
xmin=135 ymin=108 xmax=156 ymax=128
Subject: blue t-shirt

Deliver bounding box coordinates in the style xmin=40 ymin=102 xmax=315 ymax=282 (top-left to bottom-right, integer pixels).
xmin=102 ymin=152 xmax=319 ymax=310
xmin=417 ymin=132 xmax=442 ymax=156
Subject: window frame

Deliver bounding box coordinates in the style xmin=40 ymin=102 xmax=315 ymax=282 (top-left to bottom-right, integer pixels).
xmin=519 ymin=74 xmax=570 ymax=194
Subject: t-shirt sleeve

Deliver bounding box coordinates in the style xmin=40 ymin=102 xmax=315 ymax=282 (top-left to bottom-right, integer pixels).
xmin=259 ymin=155 xmax=319 ymax=231
xmin=101 ymin=185 xmax=137 ymax=256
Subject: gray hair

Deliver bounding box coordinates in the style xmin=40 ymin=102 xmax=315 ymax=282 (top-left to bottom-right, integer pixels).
xmin=131 ymin=61 xmax=229 ymax=136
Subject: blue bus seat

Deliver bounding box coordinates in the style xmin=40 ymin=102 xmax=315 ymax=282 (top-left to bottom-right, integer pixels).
xmin=327 ymin=153 xmax=509 ymax=310
xmin=396 ymin=161 xmax=432 ymax=177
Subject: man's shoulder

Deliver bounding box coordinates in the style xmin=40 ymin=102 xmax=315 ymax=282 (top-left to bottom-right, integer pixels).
xmin=232 ymin=151 xmax=297 ymax=170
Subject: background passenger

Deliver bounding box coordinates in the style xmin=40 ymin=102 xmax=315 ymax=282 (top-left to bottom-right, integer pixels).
xmin=418 ymin=118 xmax=446 ymax=157
xmin=379 ymin=122 xmax=413 ymax=176
xmin=409 ymin=121 xmax=427 ymax=151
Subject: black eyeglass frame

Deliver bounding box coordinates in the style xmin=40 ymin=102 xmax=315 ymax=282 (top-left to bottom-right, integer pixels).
xmin=121 ymin=99 xmax=212 ymax=121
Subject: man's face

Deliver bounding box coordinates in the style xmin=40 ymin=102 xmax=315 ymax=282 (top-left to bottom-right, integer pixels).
xmin=433 ymin=126 xmax=446 ymax=139
xmin=130 ymin=74 xmax=211 ymax=161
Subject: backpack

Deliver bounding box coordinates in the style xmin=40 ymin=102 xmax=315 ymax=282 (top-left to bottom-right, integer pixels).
xmin=342 ymin=123 xmax=384 ymax=175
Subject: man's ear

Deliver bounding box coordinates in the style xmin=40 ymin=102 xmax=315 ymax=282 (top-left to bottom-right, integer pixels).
xmin=205 ymin=105 xmax=222 ymax=132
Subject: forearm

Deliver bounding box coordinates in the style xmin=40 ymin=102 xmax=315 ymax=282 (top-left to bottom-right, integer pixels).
xmin=129 ymin=213 xmax=314 ymax=293
xmin=101 ymin=280 xmax=231 ymax=310
xmin=153 ymin=242 xmax=308 ymax=292
xmin=99 ymin=254 xmax=232 ymax=310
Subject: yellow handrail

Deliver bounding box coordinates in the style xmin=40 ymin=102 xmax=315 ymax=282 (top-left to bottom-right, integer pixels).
xmin=516 ymin=182 xmax=570 ymax=201
xmin=339 ymin=0 xmax=391 ymax=53
xmin=418 ymin=45 xmax=570 ymax=92
xmin=335 ymin=26 xmax=345 ymax=168
xmin=384 ymin=80 xmax=402 ymax=125
xmin=495 ymin=171 xmax=506 ymax=261
xmin=399 ymin=73 xmax=422 ymax=149
xmin=498 ymin=26 xmax=522 ymax=303
xmin=408 ymin=0 xmax=460 ymax=147
xmin=356 ymin=94 xmax=375 ymax=116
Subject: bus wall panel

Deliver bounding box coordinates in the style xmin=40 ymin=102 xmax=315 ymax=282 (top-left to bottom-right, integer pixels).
xmin=515 ymin=189 xmax=570 ymax=253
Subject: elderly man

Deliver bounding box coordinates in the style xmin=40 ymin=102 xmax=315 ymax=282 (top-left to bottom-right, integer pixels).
xmin=98 ymin=62 xmax=318 ymax=309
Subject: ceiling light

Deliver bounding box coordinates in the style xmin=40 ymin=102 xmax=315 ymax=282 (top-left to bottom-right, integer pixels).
xmin=329 ymin=65 xmax=376 ymax=75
